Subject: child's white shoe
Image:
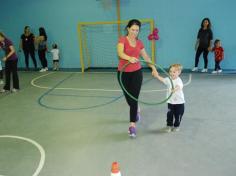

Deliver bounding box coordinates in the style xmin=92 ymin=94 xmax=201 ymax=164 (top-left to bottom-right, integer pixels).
xmin=172 ymin=127 xmax=180 ymax=132
xmin=162 ymin=126 xmax=172 ymax=133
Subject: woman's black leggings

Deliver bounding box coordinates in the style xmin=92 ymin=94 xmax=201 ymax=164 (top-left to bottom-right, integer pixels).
xmin=23 ymin=49 xmax=37 ymax=68
xmin=38 ymin=50 xmax=48 ymax=68
xmin=117 ymin=69 xmax=143 ymax=123
xmin=194 ymin=47 xmax=209 ymax=69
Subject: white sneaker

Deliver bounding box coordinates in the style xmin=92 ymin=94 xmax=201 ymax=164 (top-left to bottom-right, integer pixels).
xmin=217 ymin=69 xmax=222 ymax=73
xmin=0 ymin=89 xmax=9 ymax=93
xmin=212 ymin=70 xmax=217 ymax=74
xmin=201 ymin=68 xmax=208 ymax=73
xmin=39 ymin=68 xmax=46 ymax=72
xmin=172 ymin=127 xmax=180 ymax=132
xmin=191 ymin=67 xmax=198 ymax=72
xmin=12 ymin=88 xmax=19 ymax=93
xmin=0 ymin=80 xmax=3 ymax=85
xmin=45 ymin=67 xmax=48 ymax=71
xmin=162 ymin=126 xmax=172 ymax=133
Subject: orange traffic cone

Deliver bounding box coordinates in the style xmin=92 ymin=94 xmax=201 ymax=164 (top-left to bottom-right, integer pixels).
xmin=111 ymin=162 xmax=121 ymax=176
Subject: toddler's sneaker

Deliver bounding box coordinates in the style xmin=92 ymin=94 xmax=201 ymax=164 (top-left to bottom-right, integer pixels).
xmin=128 ymin=126 xmax=136 ymax=138
xmin=191 ymin=67 xmax=198 ymax=72
xmin=162 ymin=126 xmax=172 ymax=133
xmin=172 ymin=127 xmax=180 ymax=132
xmin=201 ymin=68 xmax=208 ymax=73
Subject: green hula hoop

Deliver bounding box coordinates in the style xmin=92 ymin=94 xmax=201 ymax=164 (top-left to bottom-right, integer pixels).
xmin=119 ymin=59 xmax=174 ymax=105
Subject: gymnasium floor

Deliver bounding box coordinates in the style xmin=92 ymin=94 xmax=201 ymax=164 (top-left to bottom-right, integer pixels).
xmin=0 ymin=71 xmax=235 ymax=176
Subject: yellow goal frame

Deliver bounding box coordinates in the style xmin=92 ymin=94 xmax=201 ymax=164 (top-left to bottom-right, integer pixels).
xmin=77 ymin=19 xmax=156 ymax=72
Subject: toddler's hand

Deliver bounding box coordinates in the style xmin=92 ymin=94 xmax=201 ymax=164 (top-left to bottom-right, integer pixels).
xmin=152 ymin=69 xmax=158 ymax=78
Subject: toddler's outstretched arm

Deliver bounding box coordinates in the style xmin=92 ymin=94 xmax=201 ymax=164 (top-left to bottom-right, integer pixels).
xmin=155 ymin=72 xmax=165 ymax=83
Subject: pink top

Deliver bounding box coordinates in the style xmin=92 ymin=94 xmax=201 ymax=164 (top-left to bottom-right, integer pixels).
xmin=117 ymin=36 xmax=144 ymax=72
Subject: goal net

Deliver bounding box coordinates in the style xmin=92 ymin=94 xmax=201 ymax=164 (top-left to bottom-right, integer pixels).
xmin=78 ymin=19 xmax=155 ymax=72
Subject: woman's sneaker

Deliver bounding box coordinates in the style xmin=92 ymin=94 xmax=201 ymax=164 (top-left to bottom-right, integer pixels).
xmin=191 ymin=67 xmax=198 ymax=72
xmin=0 ymin=89 xmax=10 ymax=93
xmin=12 ymin=88 xmax=19 ymax=93
xmin=201 ymin=68 xmax=208 ymax=73
xmin=217 ymin=69 xmax=222 ymax=73
xmin=128 ymin=126 xmax=136 ymax=138
xmin=212 ymin=70 xmax=217 ymax=74
xmin=0 ymin=80 xmax=4 ymax=85
xmin=39 ymin=68 xmax=46 ymax=72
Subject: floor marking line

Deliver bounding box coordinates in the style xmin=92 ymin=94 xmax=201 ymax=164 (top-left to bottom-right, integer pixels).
xmin=31 ymin=73 xmax=192 ymax=93
xmin=0 ymin=135 xmax=45 ymax=176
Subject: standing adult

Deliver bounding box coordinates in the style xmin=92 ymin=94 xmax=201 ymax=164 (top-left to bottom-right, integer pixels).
xmin=0 ymin=32 xmax=19 ymax=93
xmin=192 ymin=18 xmax=213 ymax=73
xmin=117 ymin=19 xmax=158 ymax=138
xmin=20 ymin=26 xmax=37 ymax=70
xmin=36 ymin=27 xmax=48 ymax=72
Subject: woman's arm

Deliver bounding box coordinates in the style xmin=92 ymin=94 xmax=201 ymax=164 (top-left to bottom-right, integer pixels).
xmin=155 ymin=72 xmax=165 ymax=83
xmin=140 ymin=48 xmax=158 ymax=77
xmin=195 ymin=39 xmax=199 ymax=51
xmin=2 ymin=45 xmax=15 ymax=61
xmin=208 ymin=40 xmax=212 ymax=51
xmin=19 ymin=39 xmax=23 ymax=51
xmin=117 ymin=43 xmax=138 ymax=63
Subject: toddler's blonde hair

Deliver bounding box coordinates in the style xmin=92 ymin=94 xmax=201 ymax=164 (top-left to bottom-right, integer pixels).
xmin=169 ymin=64 xmax=183 ymax=72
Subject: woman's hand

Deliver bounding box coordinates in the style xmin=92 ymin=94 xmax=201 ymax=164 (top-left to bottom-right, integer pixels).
xmin=129 ymin=57 xmax=138 ymax=63
xmin=2 ymin=57 xmax=7 ymax=62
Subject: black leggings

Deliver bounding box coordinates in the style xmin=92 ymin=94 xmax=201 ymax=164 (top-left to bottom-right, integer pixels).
xmin=38 ymin=50 xmax=48 ymax=68
xmin=194 ymin=47 xmax=209 ymax=69
xmin=4 ymin=60 xmax=19 ymax=90
xmin=117 ymin=69 xmax=143 ymax=123
xmin=0 ymin=70 xmax=3 ymax=79
xmin=23 ymin=49 xmax=37 ymax=68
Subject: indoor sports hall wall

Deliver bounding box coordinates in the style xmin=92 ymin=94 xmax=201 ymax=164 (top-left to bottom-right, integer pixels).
xmin=1 ymin=0 xmax=236 ymax=70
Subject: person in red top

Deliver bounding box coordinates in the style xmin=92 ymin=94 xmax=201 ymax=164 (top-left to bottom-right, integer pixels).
xmin=0 ymin=32 xmax=19 ymax=93
xmin=117 ymin=19 xmax=158 ymax=138
xmin=211 ymin=39 xmax=224 ymax=74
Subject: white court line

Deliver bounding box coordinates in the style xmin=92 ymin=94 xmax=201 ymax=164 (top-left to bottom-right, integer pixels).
xmin=0 ymin=135 xmax=45 ymax=176
xmin=31 ymin=72 xmax=192 ymax=93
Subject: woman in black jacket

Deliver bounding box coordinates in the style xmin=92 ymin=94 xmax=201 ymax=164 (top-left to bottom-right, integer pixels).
xmin=192 ymin=18 xmax=213 ymax=73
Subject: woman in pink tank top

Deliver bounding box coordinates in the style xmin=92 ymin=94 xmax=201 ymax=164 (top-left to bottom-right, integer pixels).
xmin=117 ymin=19 xmax=158 ymax=138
